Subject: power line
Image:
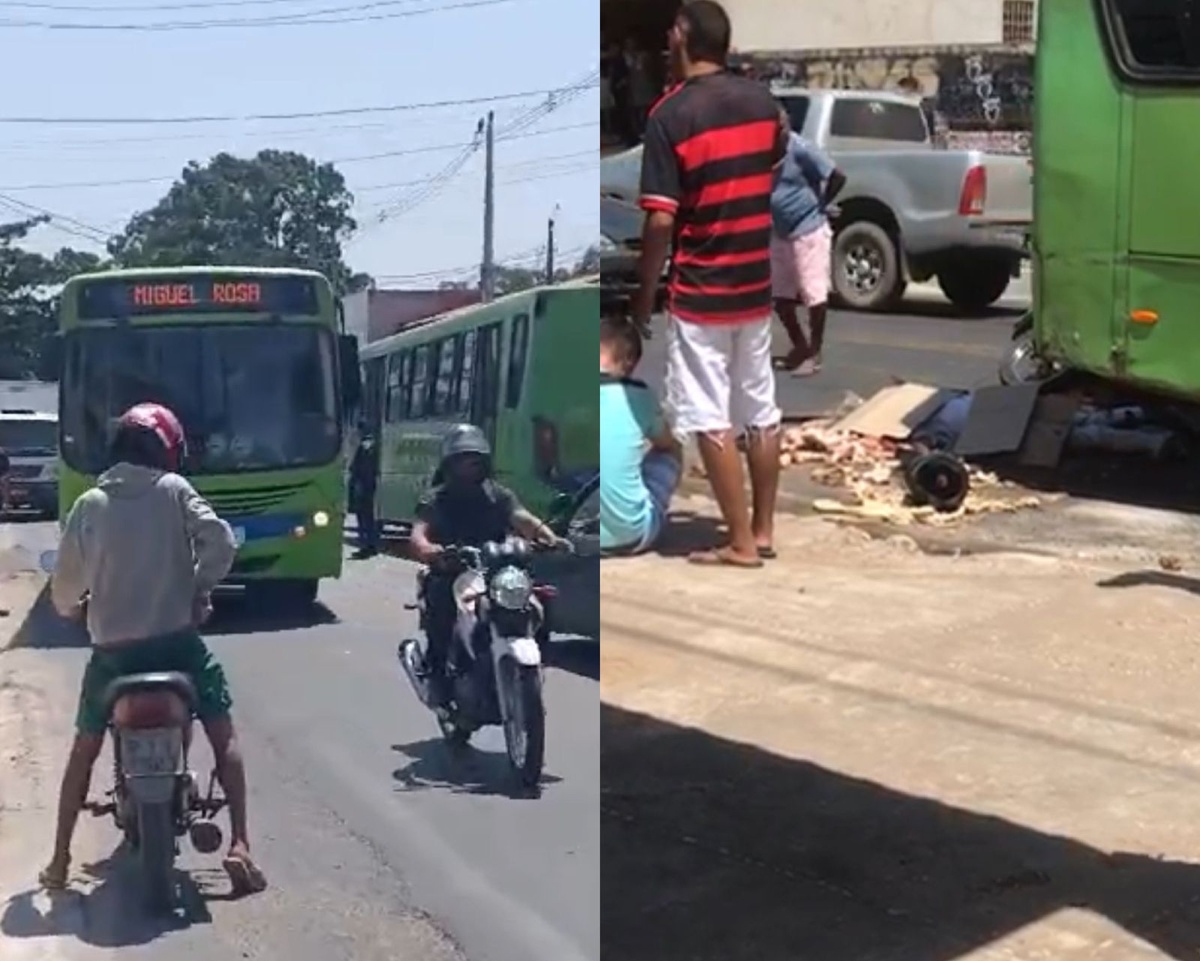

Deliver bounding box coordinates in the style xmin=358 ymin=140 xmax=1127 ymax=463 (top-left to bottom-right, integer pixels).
xmin=371 ymin=243 xmax=590 ymax=285
xmin=0 ymin=191 xmax=109 ymax=243
xmin=0 ymin=0 xmax=518 ymax=29
xmin=0 ymin=77 xmax=597 ymax=125
xmin=355 ymin=149 xmax=593 ymax=192
xmin=0 ymin=0 xmax=354 ymax=9
xmin=0 ymin=121 xmax=598 ymax=191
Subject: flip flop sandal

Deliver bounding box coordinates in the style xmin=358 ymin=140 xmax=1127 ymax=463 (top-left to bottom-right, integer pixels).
xmin=757 ymin=546 xmax=778 ymax=560
xmin=223 ymin=854 xmax=268 ymax=895
xmin=688 ymin=549 xmax=764 ymax=569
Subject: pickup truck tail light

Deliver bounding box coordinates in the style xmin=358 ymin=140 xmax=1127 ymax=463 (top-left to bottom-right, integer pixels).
xmin=958 ymin=165 xmax=987 ymax=216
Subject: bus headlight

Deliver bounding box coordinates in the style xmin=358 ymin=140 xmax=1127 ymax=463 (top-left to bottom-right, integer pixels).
xmin=312 ymin=510 xmax=330 ymax=528
xmin=490 ymin=566 xmax=532 ymax=611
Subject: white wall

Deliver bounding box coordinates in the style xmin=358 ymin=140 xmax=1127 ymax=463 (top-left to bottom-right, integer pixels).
xmin=342 ymin=289 xmax=370 ymax=345
xmin=723 ymin=0 xmax=1015 ymax=52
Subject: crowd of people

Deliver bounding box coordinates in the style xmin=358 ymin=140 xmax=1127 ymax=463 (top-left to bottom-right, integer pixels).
xmin=599 ymin=0 xmax=845 ymax=568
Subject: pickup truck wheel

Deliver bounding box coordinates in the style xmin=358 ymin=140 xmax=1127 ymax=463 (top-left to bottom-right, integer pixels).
xmin=937 ymin=259 xmax=1011 ymax=314
xmin=833 ymin=221 xmax=905 ymax=312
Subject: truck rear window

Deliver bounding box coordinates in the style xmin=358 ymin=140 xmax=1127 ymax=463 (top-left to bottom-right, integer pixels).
xmin=829 ymin=99 xmax=927 ymax=142
xmin=1105 ymin=0 xmax=1200 ymax=74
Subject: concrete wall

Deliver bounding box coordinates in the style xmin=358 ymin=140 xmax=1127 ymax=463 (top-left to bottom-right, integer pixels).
xmin=723 ymin=0 xmax=1025 ymax=52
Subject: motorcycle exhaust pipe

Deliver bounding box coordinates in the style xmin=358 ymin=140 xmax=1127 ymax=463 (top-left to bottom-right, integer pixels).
xmin=397 ymin=639 xmax=432 ymax=708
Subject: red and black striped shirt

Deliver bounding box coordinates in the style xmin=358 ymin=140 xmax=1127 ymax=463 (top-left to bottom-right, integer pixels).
xmin=639 ymin=72 xmax=783 ymax=324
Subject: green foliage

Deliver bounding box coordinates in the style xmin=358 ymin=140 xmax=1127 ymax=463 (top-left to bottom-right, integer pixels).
xmin=0 ymin=216 xmax=101 ymax=380
xmin=107 ymin=150 xmax=367 ymax=294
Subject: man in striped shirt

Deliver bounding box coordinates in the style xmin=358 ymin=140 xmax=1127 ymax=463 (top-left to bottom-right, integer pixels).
xmin=631 ymin=0 xmax=785 ymax=568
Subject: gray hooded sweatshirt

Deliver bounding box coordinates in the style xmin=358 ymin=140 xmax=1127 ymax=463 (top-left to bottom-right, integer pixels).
xmin=51 ymin=463 xmax=237 ymax=647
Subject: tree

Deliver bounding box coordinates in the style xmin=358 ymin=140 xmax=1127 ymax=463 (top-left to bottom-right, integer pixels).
xmin=108 ymin=150 xmax=368 ymax=294
xmin=0 ymin=216 xmax=101 ymax=380
xmin=435 ymin=248 xmax=601 ymax=295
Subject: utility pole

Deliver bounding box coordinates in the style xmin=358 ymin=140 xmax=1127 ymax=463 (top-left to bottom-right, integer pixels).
xmin=480 ymin=111 xmax=495 ymax=301
xmin=544 ymin=212 xmax=556 ymax=284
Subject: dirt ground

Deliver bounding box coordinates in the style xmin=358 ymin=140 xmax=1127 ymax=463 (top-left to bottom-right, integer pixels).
xmin=601 ymin=495 xmax=1200 ymax=961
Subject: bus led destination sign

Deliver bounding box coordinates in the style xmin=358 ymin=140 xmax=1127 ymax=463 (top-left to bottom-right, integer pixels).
xmin=133 ymin=281 xmax=263 ymax=309
xmin=77 ymin=273 xmax=321 ymax=319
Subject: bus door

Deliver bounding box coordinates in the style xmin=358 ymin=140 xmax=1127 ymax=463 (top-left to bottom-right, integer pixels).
xmin=471 ymin=321 xmax=504 ymax=450
xmin=1108 ymin=0 xmax=1200 ymax=392
xmin=495 ymin=312 xmax=531 ymax=486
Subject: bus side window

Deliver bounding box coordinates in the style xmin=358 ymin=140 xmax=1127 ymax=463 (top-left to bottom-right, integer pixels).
xmin=457 ymin=329 xmax=477 ymax=417
xmin=399 ymin=350 xmax=414 ymax=419
xmin=410 ymin=344 xmax=430 ymax=419
xmin=385 ymin=352 xmax=403 ymax=423
xmin=433 ymin=335 xmax=458 ymax=415
xmin=505 ymin=313 xmax=530 ymax=409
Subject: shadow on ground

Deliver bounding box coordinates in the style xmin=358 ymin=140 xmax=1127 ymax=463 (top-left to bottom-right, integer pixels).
xmin=0 ymin=845 xmax=245 ymax=950
xmin=6 ymin=583 xmax=338 ymax=648
xmin=391 ymin=739 xmax=561 ymax=799
xmin=1098 ymin=570 xmax=1200 ymax=596
xmin=880 ymin=298 xmax=1025 ymax=322
xmin=601 ymin=702 xmax=1200 ymax=961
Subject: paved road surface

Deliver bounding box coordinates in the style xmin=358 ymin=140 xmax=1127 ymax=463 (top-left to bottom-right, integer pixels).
xmin=638 ymin=294 xmax=1024 ymax=418
xmin=0 ymin=521 xmax=598 ymax=961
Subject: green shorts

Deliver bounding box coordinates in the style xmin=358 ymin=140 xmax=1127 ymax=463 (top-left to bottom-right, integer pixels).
xmin=76 ymin=630 xmax=232 ymax=736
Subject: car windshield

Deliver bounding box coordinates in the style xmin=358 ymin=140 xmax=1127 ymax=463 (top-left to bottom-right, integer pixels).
xmin=0 ymin=419 xmax=56 ymax=455
xmin=61 ymin=324 xmax=339 ymax=475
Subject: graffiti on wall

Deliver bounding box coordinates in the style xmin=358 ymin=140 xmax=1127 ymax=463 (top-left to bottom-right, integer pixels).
xmin=737 ymin=48 xmax=1033 ymax=147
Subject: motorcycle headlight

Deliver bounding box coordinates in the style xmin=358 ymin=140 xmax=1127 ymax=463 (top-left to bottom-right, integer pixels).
xmin=490 ymin=566 xmax=532 ymax=611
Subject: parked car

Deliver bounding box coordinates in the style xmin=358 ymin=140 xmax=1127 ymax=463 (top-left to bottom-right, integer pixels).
xmin=599 ymin=190 xmax=666 ymax=316
xmin=601 ymin=88 xmax=1033 ymax=314
xmin=0 ymin=408 xmax=58 ymax=518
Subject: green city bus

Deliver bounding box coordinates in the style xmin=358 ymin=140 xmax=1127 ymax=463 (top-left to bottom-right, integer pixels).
xmin=358 ymin=277 xmax=598 ymax=526
xmin=1018 ymin=0 xmax=1200 ymax=399
xmin=54 ymin=266 xmax=361 ymax=610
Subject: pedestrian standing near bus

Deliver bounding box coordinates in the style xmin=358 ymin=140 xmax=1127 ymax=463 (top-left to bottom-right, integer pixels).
xmin=631 ymin=0 xmax=786 ymax=568
xmin=770 ymin=106 xmax=846 ymax=375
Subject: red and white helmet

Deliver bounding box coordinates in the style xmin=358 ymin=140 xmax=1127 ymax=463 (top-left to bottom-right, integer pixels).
xmin=116 ymin=402 xmax=186 ymax=471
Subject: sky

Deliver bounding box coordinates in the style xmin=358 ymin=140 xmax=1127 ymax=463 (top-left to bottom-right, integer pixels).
xmin=0 ymin=0 xmax=598 ymax=289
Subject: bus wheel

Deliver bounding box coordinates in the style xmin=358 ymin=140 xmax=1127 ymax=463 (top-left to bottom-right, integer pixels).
xmin=251 ymin=579 xmax=319 ymax=612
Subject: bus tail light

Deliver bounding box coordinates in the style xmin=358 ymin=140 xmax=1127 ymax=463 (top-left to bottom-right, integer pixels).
xmin=958 ymin=165 xmax=987 ymax=216
xmin=533 ymin=416 xmax=560 ymax=482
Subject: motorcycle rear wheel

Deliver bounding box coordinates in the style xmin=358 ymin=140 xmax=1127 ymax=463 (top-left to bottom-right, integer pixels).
xmin=503 ymin=661 xmax=545 ymax=791
xmin=136 ymin=802 xmax=177 ymax=914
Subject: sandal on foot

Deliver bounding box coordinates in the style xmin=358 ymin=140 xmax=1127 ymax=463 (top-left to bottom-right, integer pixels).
xmin=688 ymin=548 xmax=763 ymax=569
xmin=223 ymin=854 xmax=268 ymax=895
xmin=757 ymin=546 xmax=777 ymax=560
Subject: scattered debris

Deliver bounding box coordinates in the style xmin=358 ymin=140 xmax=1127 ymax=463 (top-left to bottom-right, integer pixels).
xmin=1160 ymin=554 xmax=1185 ymax=573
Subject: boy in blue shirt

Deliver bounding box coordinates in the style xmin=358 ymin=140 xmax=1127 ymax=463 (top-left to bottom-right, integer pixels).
xmin=600 ymin=316 xmax=682 ymax=554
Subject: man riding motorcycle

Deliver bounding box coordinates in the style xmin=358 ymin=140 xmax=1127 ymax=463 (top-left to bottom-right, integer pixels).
xmin=41 ymin=402 xmax=267 ymax=895
xmin=410 ymin=424 xmax=569 ymax=707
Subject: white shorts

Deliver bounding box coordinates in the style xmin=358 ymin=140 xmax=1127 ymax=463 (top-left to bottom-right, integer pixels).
xmin=664 ymin=315 xmax=782 ymax=436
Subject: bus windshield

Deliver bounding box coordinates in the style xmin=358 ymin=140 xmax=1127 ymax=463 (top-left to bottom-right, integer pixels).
xmin=61 ymin=324 xmax=339 ymax=476
xmin=0 ymin=420 xmax=56 ymax=455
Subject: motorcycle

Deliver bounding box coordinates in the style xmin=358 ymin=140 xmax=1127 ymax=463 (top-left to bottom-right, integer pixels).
xmin=397 ymin=537 xmax=570 ymax=791
xmin=83 ymin=671 xmax=227 ymax=914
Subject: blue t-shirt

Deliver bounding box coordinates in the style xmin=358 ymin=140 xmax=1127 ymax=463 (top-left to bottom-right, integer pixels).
xmin=771 ymin=132 xmax=836 ymax=240
xmin=600 ymin=375 xmax=663 ymax=550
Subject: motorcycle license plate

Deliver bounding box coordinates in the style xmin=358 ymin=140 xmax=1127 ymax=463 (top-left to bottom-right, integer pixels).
xmin=120 ymin=729 xmax=182 ymax=776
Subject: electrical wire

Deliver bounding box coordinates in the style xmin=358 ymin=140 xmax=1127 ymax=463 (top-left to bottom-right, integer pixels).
xmin=0 ymin=77 xmax=596 ymax=125
xmin=355 ymin=149 xmax=593 ymax=192
xmin=0 ymin=0 xmax=371 ymax=9
xmin=0 ymin=121 xmax=598 ymax=191
xmin=0 ymin=0 xmax=518 ymax=29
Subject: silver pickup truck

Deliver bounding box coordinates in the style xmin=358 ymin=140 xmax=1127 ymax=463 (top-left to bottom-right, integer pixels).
xmin=600 ymin=87 xmax=1032 ymax=313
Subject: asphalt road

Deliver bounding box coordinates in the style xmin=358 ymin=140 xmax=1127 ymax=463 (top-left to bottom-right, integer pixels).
xmin=638 ymin=292 xmax=1025 ymax=418
xmin=0 ymin=521 xmax=598 ymax=961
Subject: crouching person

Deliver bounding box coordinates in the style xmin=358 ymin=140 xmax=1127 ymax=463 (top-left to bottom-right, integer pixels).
xmin=600 ymin=316 xmax=682 ymax=555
